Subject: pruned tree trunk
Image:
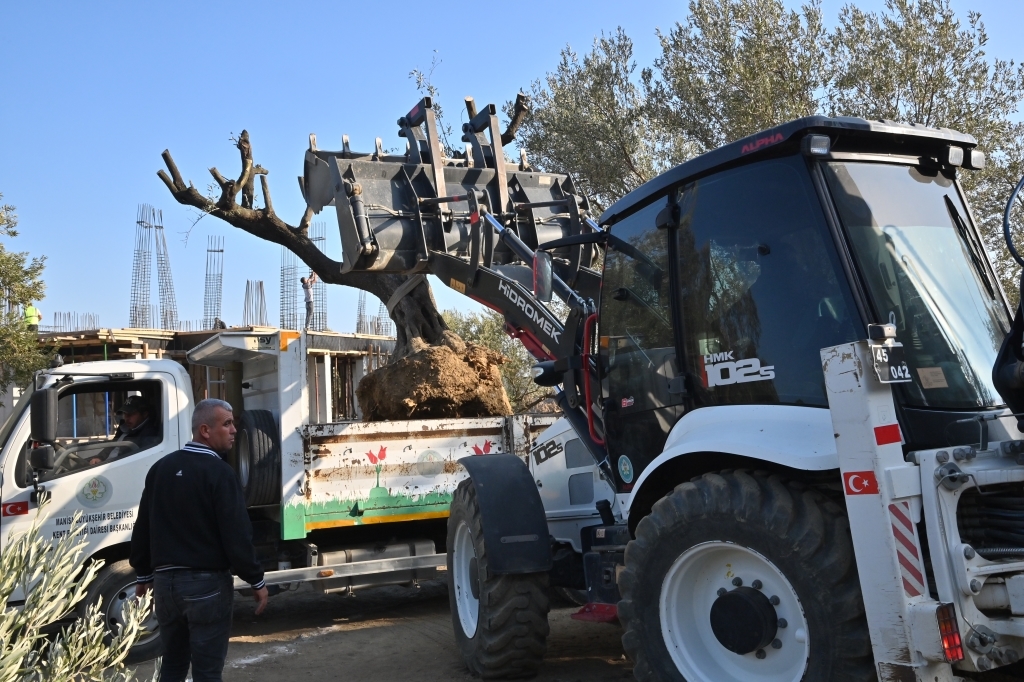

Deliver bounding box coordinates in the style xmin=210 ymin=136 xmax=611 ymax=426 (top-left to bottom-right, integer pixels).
xmin=156 ymin=130 xmax=521 ymax=421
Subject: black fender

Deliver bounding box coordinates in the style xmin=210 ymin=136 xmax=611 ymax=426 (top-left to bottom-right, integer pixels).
xmin=458 ymin=454 xmax=552 ymax=575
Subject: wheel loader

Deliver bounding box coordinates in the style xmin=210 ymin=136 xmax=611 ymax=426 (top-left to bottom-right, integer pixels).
xmin=301 ymin=95 xmax=1024 ymax=680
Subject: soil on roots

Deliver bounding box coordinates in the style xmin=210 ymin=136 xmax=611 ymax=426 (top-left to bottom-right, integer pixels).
xmin=357 ymin=333 xmax=512 ymax=421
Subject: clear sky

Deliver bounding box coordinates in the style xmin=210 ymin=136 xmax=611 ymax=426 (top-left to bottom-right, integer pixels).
xmin=1 ymin=0 xmax=1021 ymax=332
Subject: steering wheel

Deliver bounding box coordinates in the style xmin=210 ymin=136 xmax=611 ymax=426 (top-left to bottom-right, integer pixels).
xmin=50 ymin=441 xmax=142 ymax=475
xmin=52 ymin=449 xmax=84 ymax=475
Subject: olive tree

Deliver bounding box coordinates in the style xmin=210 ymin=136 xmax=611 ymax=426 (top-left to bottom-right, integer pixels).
xmin=0 ymin=510 xmax=153 ymax=682
xmin=0 ymin=194 xmax=51 ymax=401
xmin=518 ymin=0 xmax=1024 ymax=296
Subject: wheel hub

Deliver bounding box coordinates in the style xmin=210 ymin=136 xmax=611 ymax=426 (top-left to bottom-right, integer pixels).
xmin=710 ymin=586 xmax=778 ymax=654
xmin=107 ymin=582 xmax=160 ymax=646
xmin=659 ymin=542 xmax=810 ymax=682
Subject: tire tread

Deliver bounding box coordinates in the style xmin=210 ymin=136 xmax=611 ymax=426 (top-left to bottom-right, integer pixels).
xmin=447 ymin=479 xmax=549 ymax=679
xmin=619 ymin=470 xmax=875 ymax=682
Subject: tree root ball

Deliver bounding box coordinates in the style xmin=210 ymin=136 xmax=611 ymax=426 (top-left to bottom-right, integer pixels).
xmin=357 ymin=333 xmax=512 ymax=421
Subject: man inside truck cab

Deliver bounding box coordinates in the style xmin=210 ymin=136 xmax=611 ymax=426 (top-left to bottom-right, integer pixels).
xmin=86 ymin=395 xmax=161 ymax=466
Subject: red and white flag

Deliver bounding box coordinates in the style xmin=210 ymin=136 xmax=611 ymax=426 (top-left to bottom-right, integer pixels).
xmin=1 ymin=502 xmax=29 ymax=517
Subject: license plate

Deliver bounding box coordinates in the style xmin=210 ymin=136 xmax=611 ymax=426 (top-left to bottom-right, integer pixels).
xmin=870 ymin=343 xmax=912 ymax=384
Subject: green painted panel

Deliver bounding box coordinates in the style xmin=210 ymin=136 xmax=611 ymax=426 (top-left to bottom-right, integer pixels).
xmin=283 ymin=486 xmax=454 ymax=536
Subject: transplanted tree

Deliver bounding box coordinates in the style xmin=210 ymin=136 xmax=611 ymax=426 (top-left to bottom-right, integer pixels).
xmin=519 ymin=0 xmax=1024 ymax=295
xmin=157 ymin=107 xmax=529 ymax=419
xmin=0 ymin=194 xmax=51 ymax=402
xmin=157 ymin=83 xmax=534 ymax=415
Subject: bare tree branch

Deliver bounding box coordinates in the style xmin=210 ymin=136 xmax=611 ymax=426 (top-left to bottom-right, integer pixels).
xmin=157 ymin=136 xmax=450 ymax=359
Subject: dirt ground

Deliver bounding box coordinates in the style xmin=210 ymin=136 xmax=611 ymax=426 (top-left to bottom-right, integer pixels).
xmin=131 ymin=578 xmax=631 ymax=682
xmin=128 ymin=579 xmax=1024 ymax=682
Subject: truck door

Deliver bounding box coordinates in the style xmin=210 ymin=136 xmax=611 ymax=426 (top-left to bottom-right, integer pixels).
xmin=0 ymin=373 xmax=179 ymax=588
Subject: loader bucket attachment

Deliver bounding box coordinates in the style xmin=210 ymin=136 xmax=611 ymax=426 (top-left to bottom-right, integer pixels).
xmin=300 ymin=96 xmax=594 ymax=280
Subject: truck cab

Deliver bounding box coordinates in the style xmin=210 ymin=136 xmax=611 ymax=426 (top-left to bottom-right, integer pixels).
xmin=0 ymin=359 xmax=190 ymax=660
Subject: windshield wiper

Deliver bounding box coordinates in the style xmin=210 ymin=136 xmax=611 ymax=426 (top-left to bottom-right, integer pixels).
xmin=945 ymin=195 xmax=995 ymax=298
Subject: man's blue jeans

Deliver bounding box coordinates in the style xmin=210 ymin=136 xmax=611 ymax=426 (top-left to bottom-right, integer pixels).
xmin=154 ymin=569 xmax=234 ymax=682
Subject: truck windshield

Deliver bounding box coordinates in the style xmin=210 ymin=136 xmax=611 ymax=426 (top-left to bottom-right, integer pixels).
xmin=822 ymin=162 xmax=1010 ymax=409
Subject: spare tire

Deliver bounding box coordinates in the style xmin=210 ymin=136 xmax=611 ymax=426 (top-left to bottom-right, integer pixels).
xmin=235 ymin=409 xmax=280 ymax=506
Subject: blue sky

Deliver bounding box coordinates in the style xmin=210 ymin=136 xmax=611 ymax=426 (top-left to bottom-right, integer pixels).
xmin=1 ymin=0 xmax=1021 ymax=332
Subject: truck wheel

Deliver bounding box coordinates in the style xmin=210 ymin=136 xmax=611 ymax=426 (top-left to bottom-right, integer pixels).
xmin=447 ymin=479 xmax=550 ymax=679
xmin=619 ymin=470 xmax=874 ymax=682
xmin=236 ymin=409 xmax=280 ymax=506
xmin=82 ymin=559 xmax=163 ymax=664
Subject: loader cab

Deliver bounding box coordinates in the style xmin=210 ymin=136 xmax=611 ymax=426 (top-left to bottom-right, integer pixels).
xmin=596 ymin=118 xmax=1011 ymax=492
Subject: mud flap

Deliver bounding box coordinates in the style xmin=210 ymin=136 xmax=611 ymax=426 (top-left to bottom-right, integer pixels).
xmin=458 ymin=454 xmax=552 ymax=575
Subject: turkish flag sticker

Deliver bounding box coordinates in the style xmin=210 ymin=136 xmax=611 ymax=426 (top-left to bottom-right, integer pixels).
xmin=1 ymin=502 xmax=29 ymax=517
xmin=843 ymin=471 xmax=880 ymax=495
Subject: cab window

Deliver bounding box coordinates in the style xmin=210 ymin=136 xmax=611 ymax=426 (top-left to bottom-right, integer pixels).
xmin=677 ymin=155 xmax=862 ymax=407
xmin=16 ymin=380 xmax=163 ymax=485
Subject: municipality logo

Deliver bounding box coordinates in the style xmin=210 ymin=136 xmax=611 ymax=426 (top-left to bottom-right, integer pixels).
xmin=617 ymin=456 xmax=634 ymax=484
xmin=77 ymin=476 xmax=112 ymax=509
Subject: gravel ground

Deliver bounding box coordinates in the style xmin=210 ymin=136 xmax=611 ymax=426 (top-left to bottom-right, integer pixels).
xmin=128 ymin=579 xmax=1024 ymax=682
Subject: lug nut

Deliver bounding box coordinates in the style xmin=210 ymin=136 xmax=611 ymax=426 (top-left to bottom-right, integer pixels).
xmin=717 ymin=588 xmax=727 ymax=597
xmin=977 ymin=656 xmax=992 ymax=671
xmin=970 ymin=579 xmax=982 ymax=593
xmin=778 ymin=618 xmax=788 ymax=628
xmin=936 ymin=450 xmax=949 ymax=463
xmin=755 ymin=649 xmax=766 ymax=659
xmin=964 ymin=546 xmax=976 ymax=559
xmin=752 ymin=579 xmax=763 ymax=590
xmin=732 ymin=577 xmax=743 ymax=587
xmin=772 ymin=639 xmax=782 ymax=649
xmin=770 ymin=595 xmax=780 ymax=606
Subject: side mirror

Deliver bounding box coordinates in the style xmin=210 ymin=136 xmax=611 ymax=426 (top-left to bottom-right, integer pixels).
xmin=30 ymin=388 xmax=58 ymax=443
xmin=30 ymin=445 xmax=54 ymax=471
xmin=533 ymin=251 xmax=553 ymax=303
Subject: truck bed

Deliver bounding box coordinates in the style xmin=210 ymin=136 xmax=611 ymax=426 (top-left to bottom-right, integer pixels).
xmin=282 ymin=414 xmax=556 ymax=539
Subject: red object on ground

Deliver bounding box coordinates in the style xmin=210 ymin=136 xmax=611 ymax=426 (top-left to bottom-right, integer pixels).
xmin=571 ymin=603 xmax=619 ymax=624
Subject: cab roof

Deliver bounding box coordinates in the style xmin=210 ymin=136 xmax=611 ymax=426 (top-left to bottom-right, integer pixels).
xmin=599 ymin=116 xmax=978 ymax=226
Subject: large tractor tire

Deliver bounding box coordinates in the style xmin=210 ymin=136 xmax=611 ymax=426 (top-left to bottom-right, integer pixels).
xmin=447 ymin=479 xmax=550 ymax=679
xmin=235 ymin=409 xmax=280 ymax=506
xmin=81 ymin=559 xmax=163 ymax=664
xmin=619 ymin=470 xmax=874 ymax=682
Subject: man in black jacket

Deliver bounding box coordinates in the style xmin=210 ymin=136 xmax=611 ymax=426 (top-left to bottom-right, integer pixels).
xmin=130 ymin=398 xmax=268 ymax=682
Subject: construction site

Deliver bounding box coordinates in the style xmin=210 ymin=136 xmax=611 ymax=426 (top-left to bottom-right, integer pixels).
xmin=28 ymin=204 xmax=395 ymax=424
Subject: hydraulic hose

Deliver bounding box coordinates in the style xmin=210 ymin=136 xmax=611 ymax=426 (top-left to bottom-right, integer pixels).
xmin=1003 ymin=174 xmax=1024 ymax=269
xmin=976 ymin=547 xmax=1024 ymax=559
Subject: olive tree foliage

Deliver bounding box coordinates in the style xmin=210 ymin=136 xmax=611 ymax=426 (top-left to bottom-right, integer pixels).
xmin=518 ymin=0 xmax=1024 ymax=298
xmin=442 ymin=309 xmax=553 ymax=413
xmin=827 ymin=1 xmax=1024 ymax=302
xmin=0 ymin=195 xmax=51 ymax=399
xmin=0 ymin=510 xmax=154 ymax=682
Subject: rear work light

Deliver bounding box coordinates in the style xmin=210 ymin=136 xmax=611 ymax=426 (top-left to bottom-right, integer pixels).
xmin=945 ymin=145 xmax=965 ymax=167
xmin=937 ymin=602 xmax=965 ymax=663
xmin=802 ymin=134 xmax=831 ymax=156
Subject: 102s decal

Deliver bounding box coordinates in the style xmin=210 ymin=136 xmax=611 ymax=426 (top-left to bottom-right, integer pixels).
xmin=700 ymin=351 xmax=775 ymax=388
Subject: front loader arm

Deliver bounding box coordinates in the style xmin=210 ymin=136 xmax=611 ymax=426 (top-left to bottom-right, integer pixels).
xmin=300 ymin=95 xmax=609 ymax=449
